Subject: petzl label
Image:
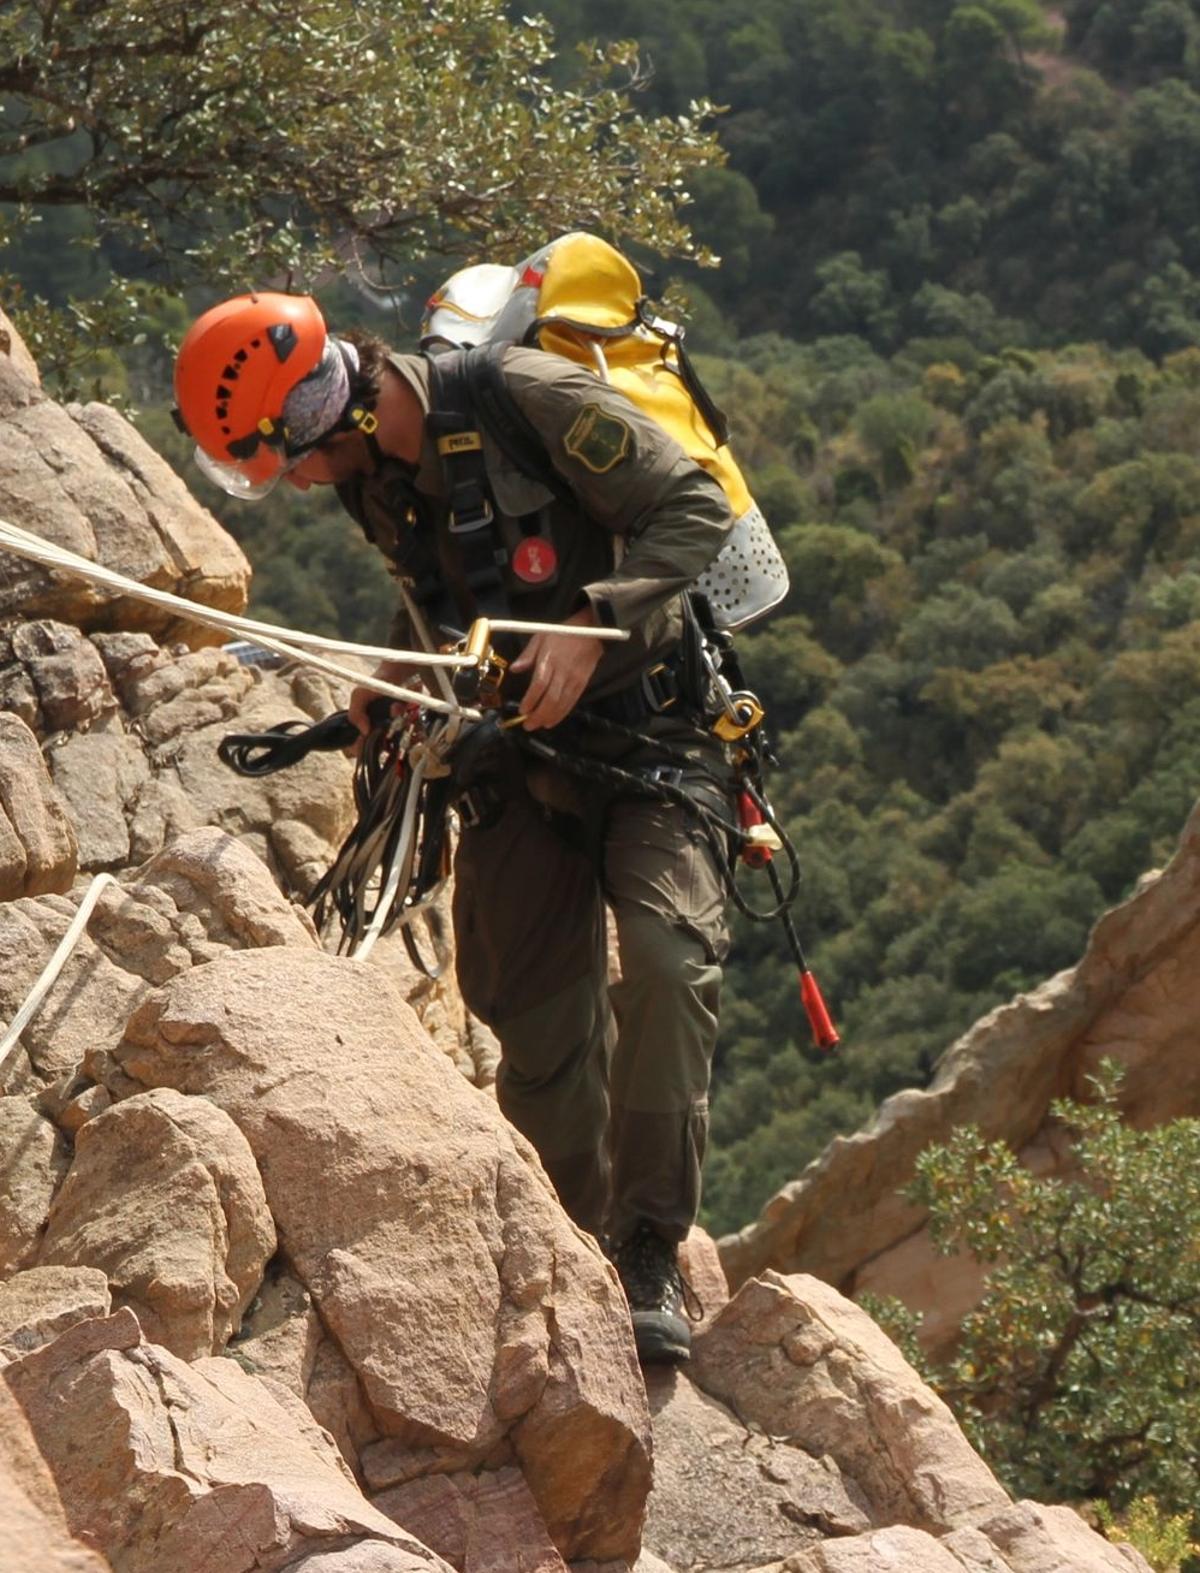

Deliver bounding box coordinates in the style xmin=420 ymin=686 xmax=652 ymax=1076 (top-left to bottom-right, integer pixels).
xmin=563 ymin=404 xmax=632 ymax=474
xmin=512 ymin=537 xmax=558 ymax=584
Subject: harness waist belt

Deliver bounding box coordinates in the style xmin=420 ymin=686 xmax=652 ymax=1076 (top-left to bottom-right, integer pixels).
xmin=582 ymin=648 xmax=691 ymax=727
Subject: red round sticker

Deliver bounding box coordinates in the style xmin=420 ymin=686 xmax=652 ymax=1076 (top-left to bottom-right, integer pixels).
xmin=512 ymin=538 xmax=557 ymax=584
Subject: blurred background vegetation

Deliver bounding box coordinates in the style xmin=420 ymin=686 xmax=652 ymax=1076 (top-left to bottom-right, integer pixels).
xmin=7 ymin=0 xmax=1200 ymax=1242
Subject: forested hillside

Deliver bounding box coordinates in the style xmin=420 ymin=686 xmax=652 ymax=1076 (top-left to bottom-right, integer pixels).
xmin=7 ymin=0 xmax=1200 ymax=1239
xmin=701 ymin=333 xmax=1200 ymax=1230
xmin=544 ymin=0 xmax=1200 ymax=357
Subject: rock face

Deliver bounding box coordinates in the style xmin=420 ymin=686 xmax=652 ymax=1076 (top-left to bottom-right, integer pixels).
xmin=719 ymin=797 xmax=1200 ymax=1351
xmin=2 ymin=618 xmax=356 ymax=895
xmin=39 ymin=1088 xmax=276 ymax=1360
xmin=0 ymin=345 xmax=250 ymax=641
xmin=654 ymin=1272 xmax=1150 ymax=1573
xmin=0 ymin=710 xmax=77 ymax=899
xmin=0 ymin=1379 xmax=112 ymax=1571
xmin=0 ymin=827 xmax=317 ymax=1101
xmin=639 ymin=1365 xmax=868 ymax=1571
xmin=691 ymin=1274 xmax=1008 ymax=1536
xmin=0 ymin=1265 xmax=111 ymax=1362
xmin=372 ymin=1466 xmax=569 ymax=1573
xmin=3 ymin=1308 xmax=450 ymax=1573
xmin=0 ymin=1094 xmax=71 ymax=1274
xmin=113 ymin=945 xmax=653 ymax=1563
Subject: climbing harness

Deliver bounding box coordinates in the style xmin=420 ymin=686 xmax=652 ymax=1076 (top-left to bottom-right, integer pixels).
xmin=215 ymin=608 xmax=840 ymax=1054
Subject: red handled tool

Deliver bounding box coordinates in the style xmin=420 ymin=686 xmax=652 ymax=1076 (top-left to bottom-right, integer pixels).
xmin=738 ymin=789 xmax=840 ymax=1054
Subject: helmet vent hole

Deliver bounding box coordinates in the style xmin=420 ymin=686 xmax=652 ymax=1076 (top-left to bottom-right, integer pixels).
xmin=222 ymin=364 xmax=238 ymax=381
xmin=234 ymin=349 xmax=248 ymax=362
xmin=267 ymin=323 xmax=299 ymax=361
xmin=217 ymin=385 xmax=231 ymax=400
xmin=250 ymin=339 xmax=262 ymax=349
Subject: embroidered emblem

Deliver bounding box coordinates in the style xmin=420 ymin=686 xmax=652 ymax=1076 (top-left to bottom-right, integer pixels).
xmin=563 ymin=403 xmax=632 ymax=474
xmin=512 ymin=538 xmax=558 ymax=584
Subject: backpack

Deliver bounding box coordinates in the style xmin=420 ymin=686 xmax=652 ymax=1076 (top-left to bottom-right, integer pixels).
xmin=421 ymin=232 xmax=789 ymax=632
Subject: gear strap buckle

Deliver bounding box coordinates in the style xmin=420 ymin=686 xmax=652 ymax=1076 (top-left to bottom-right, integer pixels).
xmin=641 ymin=762 xmax=683 ymax=789
xmin=640 ymin=660 xmax=680 ymax=716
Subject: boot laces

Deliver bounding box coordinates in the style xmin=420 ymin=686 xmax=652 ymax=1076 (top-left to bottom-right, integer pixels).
xmin=613 ymin=1224 xmax=704 ymax=1320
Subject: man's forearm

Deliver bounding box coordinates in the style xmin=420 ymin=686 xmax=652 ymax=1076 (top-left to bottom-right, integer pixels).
xmin=579 ymin=467 xmax=735 ymax=630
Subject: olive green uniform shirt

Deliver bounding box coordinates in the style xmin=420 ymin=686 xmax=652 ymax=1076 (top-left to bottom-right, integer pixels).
xmin=337 ymin=345 xmax=735 ymax=697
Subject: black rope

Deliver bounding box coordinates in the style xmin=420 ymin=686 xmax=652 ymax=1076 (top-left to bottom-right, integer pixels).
xmin=307 ymin=719 xmax=449 ymax=970
xmin=218 ymin=711 xmax=360 ymax=776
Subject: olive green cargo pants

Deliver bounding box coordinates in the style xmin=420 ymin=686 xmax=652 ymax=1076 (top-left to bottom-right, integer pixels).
xmin=452 ymin=722 xmax=732 ymax=1245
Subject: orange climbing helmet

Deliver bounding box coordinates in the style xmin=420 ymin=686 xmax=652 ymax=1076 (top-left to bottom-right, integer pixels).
xmin=172 ymin=292 xmax=377 ymax=499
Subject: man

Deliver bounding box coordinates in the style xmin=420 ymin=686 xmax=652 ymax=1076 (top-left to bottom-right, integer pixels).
xmin=173 ymin=290 xmax=736 ymax=1363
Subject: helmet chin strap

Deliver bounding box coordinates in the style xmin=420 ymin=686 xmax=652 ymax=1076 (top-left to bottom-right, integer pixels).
xmin=330 ymin=337 xmax=388 ymax=469
xmin=362 ymin=428 xmax=388 ymax=468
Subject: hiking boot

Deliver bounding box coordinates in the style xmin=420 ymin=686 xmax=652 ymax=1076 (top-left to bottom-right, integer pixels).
xmin=611 ymin=1222 xmax=694 ymax=1365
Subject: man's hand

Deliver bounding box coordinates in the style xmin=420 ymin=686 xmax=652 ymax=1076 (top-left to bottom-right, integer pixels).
xmin=347 ymin=659 xmax=417 ymax=753
xmin=510 ymin=606 xmax=604 ymax=730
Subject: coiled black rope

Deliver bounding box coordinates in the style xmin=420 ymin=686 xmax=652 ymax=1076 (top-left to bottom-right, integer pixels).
xmin=217 ymin=711 xmax=360 ymax=775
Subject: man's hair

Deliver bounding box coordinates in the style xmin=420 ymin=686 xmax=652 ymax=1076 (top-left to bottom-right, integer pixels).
xmin=340 ymin=329 xmax=391 ymax=410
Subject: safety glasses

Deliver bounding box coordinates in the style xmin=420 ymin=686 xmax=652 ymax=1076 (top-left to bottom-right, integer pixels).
xmin=191 ymin=441 xmax=319 ymax=501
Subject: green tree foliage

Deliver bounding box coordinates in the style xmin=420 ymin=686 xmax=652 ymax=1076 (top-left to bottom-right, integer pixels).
xmin=1095 ymin=1499 xmax=1200 ymax=1573
xmin=907 ymin=1067 xmax=1200 ymax=1529
xmin=541 ymin=0 xmax=1200 ymax=358
xmin=0 ymin=0 xmax=721 ymax=383
xmin=698 ymin=333 xmax=1200 ymax=1237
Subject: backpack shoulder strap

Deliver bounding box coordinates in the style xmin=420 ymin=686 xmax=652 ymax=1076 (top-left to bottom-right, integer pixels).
xmin=461 ymin=342 xmax=576 ymax=509
xmin=424 ymin=348 xmax=510 ymax=620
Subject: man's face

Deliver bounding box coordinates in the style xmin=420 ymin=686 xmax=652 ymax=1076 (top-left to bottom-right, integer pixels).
xmin=283 ymin=431 xmax=366 ymax=490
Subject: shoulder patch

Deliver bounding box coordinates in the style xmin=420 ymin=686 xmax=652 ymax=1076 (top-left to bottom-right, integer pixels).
xmin=563 ymin=403 xmax=632 ymax=475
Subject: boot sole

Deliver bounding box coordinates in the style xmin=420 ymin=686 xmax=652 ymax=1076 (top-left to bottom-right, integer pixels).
xmin=632 ymin=1310 xmax=691 ymax=1365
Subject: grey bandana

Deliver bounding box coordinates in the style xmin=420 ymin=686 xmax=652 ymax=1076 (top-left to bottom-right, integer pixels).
xmin=282 ymin=338 xmax=357 ymax=451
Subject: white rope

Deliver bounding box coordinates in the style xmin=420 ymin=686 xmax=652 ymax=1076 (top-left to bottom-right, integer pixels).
xmin=354 ymin=753 xmax=429 ymax=962
xmin=200 ymin=621 xmax=479 ymax=719
xmin=0 ymin=519 xmax=471 ymax=668
xmin=399 ymin=581 xmax=459 ymax=711
xmin=490 ymin=617 xmax=625 ymax=637
xmin=0 ymin=873 xmax=119 ymax=1082
xmin=0 ymin=518 xmax=628 ymax=720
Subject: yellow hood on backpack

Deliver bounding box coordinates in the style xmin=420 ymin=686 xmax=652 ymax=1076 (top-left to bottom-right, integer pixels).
xmin=533 ymin=234 xmax=754 ymax=517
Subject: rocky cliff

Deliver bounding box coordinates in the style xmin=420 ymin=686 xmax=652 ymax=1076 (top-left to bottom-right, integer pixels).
xmin=0 ymin=309 xmax=1148 ymax=1572
xmin=718 ymin=798 xmax=1200 ymax=1353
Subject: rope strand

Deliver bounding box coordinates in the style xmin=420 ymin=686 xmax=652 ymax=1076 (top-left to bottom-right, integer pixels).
xmin=0 ymin=518 xmax=628 ymax=722
xmin=0 ymin=874 xmax=119 ymax=1081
